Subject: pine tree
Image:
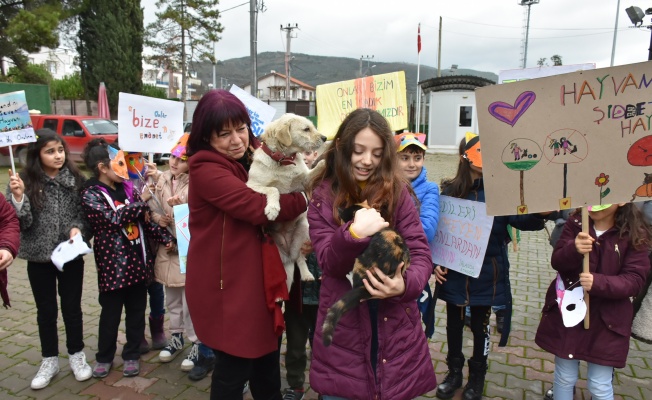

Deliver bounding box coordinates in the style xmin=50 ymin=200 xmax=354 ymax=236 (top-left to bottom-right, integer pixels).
xmin=77 ymin=0 xmax=144 ymax=117
xmin=0 ymin=0 xmax=82 ymax=76
xmin=145 ymin=0 xmax=223 ymax=107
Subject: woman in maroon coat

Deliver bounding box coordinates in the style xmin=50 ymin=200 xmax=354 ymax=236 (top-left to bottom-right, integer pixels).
xmin=185 ymin=90 xmax=309 ymax=400
xmin=535 ymin=204 xmax=651 ymax=399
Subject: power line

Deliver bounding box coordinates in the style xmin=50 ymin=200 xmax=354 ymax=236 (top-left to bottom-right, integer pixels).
xmin=443 ymin=27 xmax=635 ymax=40
xmin=435 ymin=16 xmax=619 ymax=31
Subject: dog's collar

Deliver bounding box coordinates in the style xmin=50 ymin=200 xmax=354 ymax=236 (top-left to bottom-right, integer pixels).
xmin=261 ymin=143 xmax=296 ymax=166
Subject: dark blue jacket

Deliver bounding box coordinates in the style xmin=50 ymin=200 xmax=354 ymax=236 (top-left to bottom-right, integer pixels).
xmin=436 ymin=178 xmax=545 ymax=344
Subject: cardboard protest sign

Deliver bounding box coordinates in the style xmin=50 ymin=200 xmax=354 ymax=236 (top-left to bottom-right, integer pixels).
xmin=316 ymin=71 xmax=408 ymax=139
xmin=0 ymin=91 xmax=36 ymax=147
xmin=229 ymin=85 xmax=276 ymax=137
xmin=476 ymin=61 xmax=652 ymax=216
xmin=118 ymin=93 xmax=184 ymax=153
xmin=430 ymin=196 xmax=494 ymax=278
xmin=173 ymin=204 xmax=190 ymax=274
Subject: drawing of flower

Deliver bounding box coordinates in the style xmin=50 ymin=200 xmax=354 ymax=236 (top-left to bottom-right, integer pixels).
xmin=595 ymin=173 xmax=609 ymax=187
xmin=594 ymin=173 xmax=610 ymax=204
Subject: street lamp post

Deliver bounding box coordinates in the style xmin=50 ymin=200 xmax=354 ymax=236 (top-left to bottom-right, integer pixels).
xmin=626 ymin=5 xmax=652 ymax=60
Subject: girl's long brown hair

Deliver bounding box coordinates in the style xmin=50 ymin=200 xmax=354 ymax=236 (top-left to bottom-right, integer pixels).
xmin=613 ymin=204 xmax=652 ymax=250
xmin=308 ymin=108 xmax=409 ymax=226
xmin=440 ymin=137 xmax=476 ymax=199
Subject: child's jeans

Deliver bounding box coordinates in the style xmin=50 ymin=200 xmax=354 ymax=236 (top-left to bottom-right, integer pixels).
xmin=554 ymin=356 xmax=614 ymax=400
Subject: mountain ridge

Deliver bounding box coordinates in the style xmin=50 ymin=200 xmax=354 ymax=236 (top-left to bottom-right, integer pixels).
xmin=192 ymin=51 xmax=498 ymax=96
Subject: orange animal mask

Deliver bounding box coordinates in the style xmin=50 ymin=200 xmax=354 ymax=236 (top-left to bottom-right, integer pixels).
xmin=463 ymin=132 xmax=482 ymax=169
xmin=108 ymin=146 xmax=129 ymax=180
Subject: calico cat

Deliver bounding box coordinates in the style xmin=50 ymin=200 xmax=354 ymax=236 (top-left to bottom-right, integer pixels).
xmin=321 ymin=204 xmax=411 ymax=346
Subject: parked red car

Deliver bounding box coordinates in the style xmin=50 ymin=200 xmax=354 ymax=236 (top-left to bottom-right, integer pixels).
xmin=0 ymin=114 xmax=118 ymax=165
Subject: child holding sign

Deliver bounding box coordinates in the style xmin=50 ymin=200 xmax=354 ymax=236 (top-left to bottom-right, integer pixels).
xmin=81 ymin=139 xmax=174 ymax=378
xmin=6 ymin=129 xmax=92 ymax=389
xmin=535 ymin=204 xmax=651 ymax=400
xmin=434 ymin=134 xmax=545 ymax=400
xmin=147 ymin=134 xmax=213 ymax=377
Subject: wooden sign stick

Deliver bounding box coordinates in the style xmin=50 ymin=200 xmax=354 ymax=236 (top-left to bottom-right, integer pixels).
xmin=582 ymin=207 xmax=590 ymax=329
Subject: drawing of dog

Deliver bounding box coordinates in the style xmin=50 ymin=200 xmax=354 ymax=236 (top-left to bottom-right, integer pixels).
xmin=247 ymin=113 xmax=327 ymax=292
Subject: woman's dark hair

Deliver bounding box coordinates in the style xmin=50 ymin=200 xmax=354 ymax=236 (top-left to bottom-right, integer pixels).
xmin=440 ymin=137 xmax=476 ymax=199
xmin=308 ymin=108 xmax=409 ymax=226
xmin=82 ymin=138 xmax=111 ymax=177
xmin=20 ymin=128 xmax=85 ymax=210
xmin=186 ymin=89 xmax=256 ymax=158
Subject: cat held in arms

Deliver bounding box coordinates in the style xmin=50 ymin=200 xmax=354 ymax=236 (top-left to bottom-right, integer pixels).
xmin=321 ymin=203 xmax=411 ymax=346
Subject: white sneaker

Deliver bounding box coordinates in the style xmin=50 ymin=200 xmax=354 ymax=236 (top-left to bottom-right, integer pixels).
xmin=31 ymin=356 xmax=60 ymax=390
xmin=181 ymin=342 xmax=199 ymax=371
xmin=68 ymin=351 xmax=92 ymax=381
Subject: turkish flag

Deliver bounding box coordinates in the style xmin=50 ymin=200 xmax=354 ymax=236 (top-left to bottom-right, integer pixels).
xmin=418 ymin=23 xmax=421 ymax=53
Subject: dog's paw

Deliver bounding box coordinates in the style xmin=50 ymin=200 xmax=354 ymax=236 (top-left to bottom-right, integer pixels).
xmin=265 ymin=203 xmax=280 ymax=221
xmin=300 ymin=270 xmax=315 ymax=282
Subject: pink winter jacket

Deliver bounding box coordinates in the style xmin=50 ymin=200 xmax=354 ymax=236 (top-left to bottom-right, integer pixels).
xmin=308 ymin=180 xmax=437 ymax=400
xmin=150 ymin=170 xmax=189 ymax=287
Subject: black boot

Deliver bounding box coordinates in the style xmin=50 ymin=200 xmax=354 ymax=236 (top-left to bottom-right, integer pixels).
xmin=436 ymin=356 xmax=464 ymax=399
xmin=463 ymin=359 xmax=487 ymax=400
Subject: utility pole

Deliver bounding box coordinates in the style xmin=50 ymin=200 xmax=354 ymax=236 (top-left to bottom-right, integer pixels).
xmin=250 ymin=0 xmax=258 ymax=97
xmin=212 ymin=41 xmax=216 ymax=90
xmin=281 ymin=23 xmax=298 ymax=100
xmin=360 ymin=55 xmax=374 ymax=77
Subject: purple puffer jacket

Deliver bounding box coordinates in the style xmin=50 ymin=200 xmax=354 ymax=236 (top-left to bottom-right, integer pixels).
xmin=308 ymin=180 xmax=437 ymax=400
xmin=535 ymin=215 xmax=650 ymax=368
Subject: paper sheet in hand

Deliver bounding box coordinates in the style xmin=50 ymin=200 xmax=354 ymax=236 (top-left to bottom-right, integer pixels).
xmin=173 ymin=204 xmax=190 ymax=274
xmin=51 ymin=233 xmax=92 ymax=271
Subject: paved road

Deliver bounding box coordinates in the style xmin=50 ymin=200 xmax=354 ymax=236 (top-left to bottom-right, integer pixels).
xmin=2 ymin=227 xmax=651 ymax=399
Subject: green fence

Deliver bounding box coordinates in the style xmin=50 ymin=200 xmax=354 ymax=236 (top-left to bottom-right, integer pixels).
xmin=0 ymin=82 xmax=51 ymax=114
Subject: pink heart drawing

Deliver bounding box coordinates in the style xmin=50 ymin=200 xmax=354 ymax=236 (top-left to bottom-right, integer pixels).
xmin=488 ymin=91 xmax=536 ymax=127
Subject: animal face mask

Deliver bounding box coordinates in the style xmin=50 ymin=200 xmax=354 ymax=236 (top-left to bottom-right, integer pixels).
xmin=463 ymin=132 xmax=482 ymax=169
xmin=108 ymin=146 xmax=129 ymax=180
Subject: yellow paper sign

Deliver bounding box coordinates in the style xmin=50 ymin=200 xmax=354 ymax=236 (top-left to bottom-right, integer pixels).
xmin=316 ymin=71 xmax=408 ymax=139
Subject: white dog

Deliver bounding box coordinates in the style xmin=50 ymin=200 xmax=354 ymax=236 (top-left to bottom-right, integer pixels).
xmin=247 ymin=113 xmax=326 ymax=292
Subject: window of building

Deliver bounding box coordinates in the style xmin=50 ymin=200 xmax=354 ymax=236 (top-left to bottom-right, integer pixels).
xmin=459 ymin=106 xmax=473 ymax=127
xmin=47 ymin=61 xmax=57 ymax=74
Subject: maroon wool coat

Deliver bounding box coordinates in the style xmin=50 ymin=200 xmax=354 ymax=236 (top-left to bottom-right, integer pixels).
xmin=308 ymin=180 xmax=437 ymax=400
xmin=0 ymin=193 xmax=19 ymax=257
xmin=186 ymin=148 xmax=308 ymax=358
xmin=535 ymin=215 xmax=651 ymax=368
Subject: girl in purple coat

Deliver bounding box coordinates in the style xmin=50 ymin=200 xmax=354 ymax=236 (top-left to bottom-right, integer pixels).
xmin=535 ymin=204 xmax=651 ymax=400
xmin=307 ymin=108 xmax=437 ymax=400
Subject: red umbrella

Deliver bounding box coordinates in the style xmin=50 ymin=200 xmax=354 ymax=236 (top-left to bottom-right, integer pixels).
xmin=98 ymin=82 xmax=110 ymax=119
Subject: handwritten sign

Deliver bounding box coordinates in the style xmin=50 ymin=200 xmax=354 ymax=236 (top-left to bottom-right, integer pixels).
xmin=476 ymin=61 xmax=652 ymax=216
xmin=173 ymin=203 xmax=190 ymax=274
xmin=316 ymin=71 xmax=408 ymax=139
xmin=0 ymin=91 xmax=36 ymax=147
xmin=117 ymin=93 xmax=184 ymax=153
xmin=430 ymin=196 xmax=494 ymax=278
xmin=229 ymin=85 xmax=276 ymax=137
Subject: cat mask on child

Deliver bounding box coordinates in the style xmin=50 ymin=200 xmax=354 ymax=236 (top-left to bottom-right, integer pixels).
xmin=108 ymin=146 xmax=129 ymax=180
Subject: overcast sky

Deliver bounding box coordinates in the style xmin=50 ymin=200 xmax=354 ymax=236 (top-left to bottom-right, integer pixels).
xmin=142 ymin=0 xmax=652 ymax=75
